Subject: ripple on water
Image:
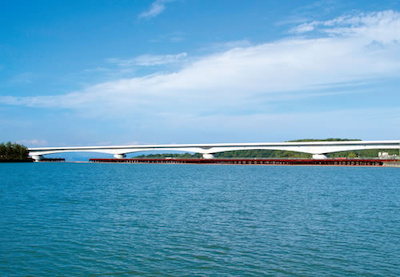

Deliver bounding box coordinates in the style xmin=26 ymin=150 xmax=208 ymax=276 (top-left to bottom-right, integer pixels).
xmin=0 ymin=163 xmax=399 ymax=276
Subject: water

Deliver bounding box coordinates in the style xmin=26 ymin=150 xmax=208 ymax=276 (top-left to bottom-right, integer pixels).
xmin=0 ymin=163 xmax=399 ymax=276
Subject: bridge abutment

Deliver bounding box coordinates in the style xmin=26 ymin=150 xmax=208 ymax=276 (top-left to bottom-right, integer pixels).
xmin=114 ymin=154 xmax=126 ymax=159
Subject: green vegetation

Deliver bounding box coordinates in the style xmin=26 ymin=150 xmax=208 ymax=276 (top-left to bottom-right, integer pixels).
xmin=214 ymin=150 xmax=311 ymax=158
xmin=327 ymin=149 xmax=398 ymax=158
xmin=136 ymin=153 xmax=202 ymax=159
xmin=135 ymin=139 xmax=399 ymax=159
xmin=215 ymin=149 xmax=398 ymax=159
xmin=0 ymin=142 xmax=30 ymax=161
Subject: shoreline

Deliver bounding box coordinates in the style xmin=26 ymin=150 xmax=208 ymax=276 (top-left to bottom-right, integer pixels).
xmin=88 ymin=158 xmax=398 ymax=167
xmin=0 ymin=159 xmax=33 ymax=163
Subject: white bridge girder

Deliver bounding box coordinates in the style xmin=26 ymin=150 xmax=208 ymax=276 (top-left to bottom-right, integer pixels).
xmin=28 ymin=140 xmax=400 ymax=161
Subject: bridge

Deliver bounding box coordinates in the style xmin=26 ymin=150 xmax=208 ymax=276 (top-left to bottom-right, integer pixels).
xmin=28 ymin=140 xmax=400 ymax=161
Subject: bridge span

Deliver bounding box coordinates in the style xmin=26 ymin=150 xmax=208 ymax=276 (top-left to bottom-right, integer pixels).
xmin=28 ymin=140 xmax=400 ymax=162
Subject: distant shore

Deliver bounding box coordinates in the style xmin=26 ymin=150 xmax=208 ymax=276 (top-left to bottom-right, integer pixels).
xmin=0 ymin=159 xmax=33 ymax=163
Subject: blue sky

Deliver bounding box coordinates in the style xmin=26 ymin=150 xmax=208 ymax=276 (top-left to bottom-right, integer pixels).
xmin=1 ymin=0 xmax=400 ymax=147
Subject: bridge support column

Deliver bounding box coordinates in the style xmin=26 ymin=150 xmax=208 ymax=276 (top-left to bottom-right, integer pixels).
xmin=114 ymin=154 xmax=126 ymax=159
xmin=32 ymin=155 xmax=43 ymax=162
xmin=312 ymin=154 xmax=328 ymax=159
xmin=203 ymin=153 xmax=214 ymax=159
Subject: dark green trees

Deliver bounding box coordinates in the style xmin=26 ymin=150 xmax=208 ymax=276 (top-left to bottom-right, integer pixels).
xmin=0 ymin=142 xmax=29 ymax=161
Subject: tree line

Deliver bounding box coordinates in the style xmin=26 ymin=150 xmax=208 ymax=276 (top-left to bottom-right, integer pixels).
xmin=0 ymin=142 xmax=30 ymax=161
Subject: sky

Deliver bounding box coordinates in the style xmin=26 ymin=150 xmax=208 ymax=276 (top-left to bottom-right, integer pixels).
xmin=1 ymin=0 xmax=400 ymax=147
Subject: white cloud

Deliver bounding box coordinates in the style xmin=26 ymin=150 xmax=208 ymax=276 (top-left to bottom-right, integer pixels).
xmin=138 ymin=0 xmax=173 ymax=19
xmin=17 ymin=139 xmax=48 ymax=146
xmin=290 ymin=22 xmax=317 ymax=33
xmin=291 ymin=10 xmax=400 ymax=42
xmin=109 ymin=107 xmax=400 ymax=143
xmin=107 ymin=52 xmax=187 ymax=67
xmin=155 ymin=31 xmax=185 ymax=43
xmin=1 ymin=10 xmax=400 ymax=121
xmin=204 ymin=40 xmax=253 ymax=52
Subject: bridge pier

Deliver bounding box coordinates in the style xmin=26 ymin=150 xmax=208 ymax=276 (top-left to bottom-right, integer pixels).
xmin=203 ymin=153 xmax=214 ymax=159
xmin=114 ymin=154 xmax=126 ymax=159
xmin=312 ymin=154 xmax=328 ymax=159
xmin=32 ymin=155 xmax=43 ymax=162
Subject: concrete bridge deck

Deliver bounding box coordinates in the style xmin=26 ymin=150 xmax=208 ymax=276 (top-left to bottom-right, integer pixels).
xmin=28 ymin=140 xmax=400 ymax=161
